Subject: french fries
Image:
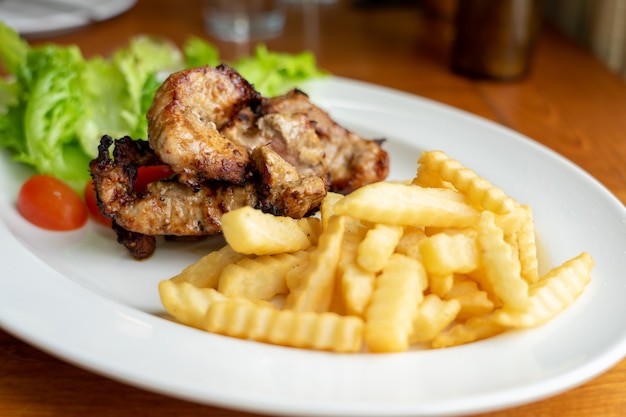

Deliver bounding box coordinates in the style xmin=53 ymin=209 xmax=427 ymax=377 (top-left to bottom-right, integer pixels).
xmin=159 ymin=150 xmax=593 ymax=353
xmin=221 ymin=206 xmax=315 ymax=255
xmin=365 ymin=254 xmax=427 ymax=352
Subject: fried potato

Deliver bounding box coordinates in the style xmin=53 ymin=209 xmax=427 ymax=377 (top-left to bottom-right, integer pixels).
xmin=365 ymin=254 xmax=428 ymax=353
xmin=431 ymin=314 xmax=507 ymax=348
xmin=160 ymin=149 xmax=593 ymax=353
xmin=284 ymin=252 xmax=312 ymax=292
xmin=412 ymin=164 xmax=451 ymax=189
xmin=418 ymin=150 xmax=516 ymax=214
xmin=171 ymin=244 xmax=246 ymax=288
xmin=410 ymin=294 xmax=460 ymax=344
xmin=334 ymin=222 xmax=373 ymax=316
xmin=477 ymin=211 xmax=530 ymax=310
xmin=284 ymin=215 xmax=346 ymax=313
xmin=298 ymin=217 xmax=323 ymax=247
xmin=159 ymin=280 xmax=227 ymax=329
xmin=493 ymin=204 xmax=526 ymax=235
xmin=203 ymin=298 xmax=364 ymax=353
xmin=221 ymin=206 xmax=313 ymax=255
xmin=419 ymin=229 xmax=479 ymax=276
xmin=320 ymin=192 xmax=344 ymax=230
xmin=357 ymin=223 xmax=404 ymax=273
xmin=337 ymin=221 xmax=369 ymax=270
xmin=333 ymin=182 xmax=480 ymax=229
xmin=494 ymin=252 xmax=593 ymax=327
xmin=340 ymin=263 xmax=376 ymax=317
xmin=428 ymin=273 xmax=454 ymax=298
xmin=516 ymin=205 xmax=539 ymax=285
xmin=444 ymin=279 xmax=494 ymax=321
xmin=395 ymin=226 xmax=426 ymax=260
xmin=218 ymin=251 xmax=309 ymax=300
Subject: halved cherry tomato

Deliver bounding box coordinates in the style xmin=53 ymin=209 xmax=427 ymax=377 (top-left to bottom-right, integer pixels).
xmin=17 ymin=175 xmax=88 ymax=231
xmin=84 ymin=179 xmax=113 ymax=227
xmin=134 ymin=165 xmax=174 ymax=193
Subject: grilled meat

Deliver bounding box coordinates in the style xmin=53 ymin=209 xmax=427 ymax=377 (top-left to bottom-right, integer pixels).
xmin=90 ymin=65 xmax=389 ymax=259
xmin=222 ymin=111 xmax=329 ymax=183
xmin=146 ymin=64 xmax=261 ymax=188
xmin=90 ymin=135 xmax=325 ymax=259
xmin=251 ymin=143 xmax=326 ymax=217
xmin=261 ymin=89 xmax=389 ymax=194
xmin=223 ymin=89 xmax=390 ymax=194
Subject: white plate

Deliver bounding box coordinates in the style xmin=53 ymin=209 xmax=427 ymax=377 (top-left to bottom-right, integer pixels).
xmin=1 ymin=77 xmax=626 ymax=417
xmin=0 ymin=0 xmax=136 ymax=37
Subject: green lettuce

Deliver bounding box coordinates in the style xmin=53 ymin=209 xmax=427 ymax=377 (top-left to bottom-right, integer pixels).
xmin=182 ymin=39 xmax=328 ymax=97
xmin=3 ymin=42 xmax=89 ymax=190
xmin=183 ymin=36 xmax=220 ymax=69
xmin=0 ymin=25 xmax=183 ymax=190
xmin=231 ymin=44 xmax=328 ymax=97
xmin=77 ymin=36 xmax=182 ymax=157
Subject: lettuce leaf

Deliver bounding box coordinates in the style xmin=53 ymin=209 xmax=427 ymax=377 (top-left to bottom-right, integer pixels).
xmin=77 ymin=36 xmax=183 ymax=157
xmin=0 ymin=22 xmax=28 ymax=75
xmin=183 ymin=36 xmax=221 ymax=69
xmin=231 ymin=44 xmax=328 ymax=97
xmin=9 ymin=44 xmax=90 ymax=190
xmin=182 ymin=39 xmax=328 ymax=97
xmin=0 ymin=24 xmax=184 ymax=190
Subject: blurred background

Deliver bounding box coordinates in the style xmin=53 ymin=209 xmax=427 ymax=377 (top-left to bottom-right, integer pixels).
xmin=543 ymin=0 xmax=626 ymax=78
xmin=1 ymin=0 xmax=626 ymax=80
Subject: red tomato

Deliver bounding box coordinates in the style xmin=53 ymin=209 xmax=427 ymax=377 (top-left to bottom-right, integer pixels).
xmin=17 ymin=175 xmax=88 ymax=231
xmin=84 ymin=179 xmax=113 ymax=227
xmin=134 ymin=165 xmax=173 ymax=193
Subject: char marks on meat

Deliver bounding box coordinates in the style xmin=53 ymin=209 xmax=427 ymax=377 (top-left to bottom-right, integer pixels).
xmin=90 ymin=65 xmax=389 ymax=259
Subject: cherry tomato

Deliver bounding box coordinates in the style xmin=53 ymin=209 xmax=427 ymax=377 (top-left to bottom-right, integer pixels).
xmin=134 ymin=165 xmax=173 ymax=193
xmin=84 ymin=179 xmax=113 ymax=227
xmin=17 ymin=175 xmax=88 ymax=231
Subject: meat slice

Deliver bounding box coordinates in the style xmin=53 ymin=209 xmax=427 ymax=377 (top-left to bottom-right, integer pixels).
xmin=252 ymin=145 xmax=326 ymax=218
xmin=222 ymin=112 xmax=329 ymax=183
xmin=146 ymin=64 xmax=261 ymax=188
xmin=147 ymin=65 xmax=388 ymax=194
xmin=89 ymin=135 xmax=325 ymax=259
xmin=261 ymin=89 xmax=389 ymax=194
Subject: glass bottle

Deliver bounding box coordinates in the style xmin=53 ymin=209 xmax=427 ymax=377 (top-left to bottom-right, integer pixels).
xmin=450 ymin=0 xmax=542 ymax=81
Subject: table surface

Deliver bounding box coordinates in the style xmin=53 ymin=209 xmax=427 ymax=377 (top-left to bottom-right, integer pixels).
xmin=2 ymin=0 xmax=626 ymax=416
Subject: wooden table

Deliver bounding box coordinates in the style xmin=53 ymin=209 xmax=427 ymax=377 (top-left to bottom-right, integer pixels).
xmin=2 ymin=0 xmax=626 ymax=416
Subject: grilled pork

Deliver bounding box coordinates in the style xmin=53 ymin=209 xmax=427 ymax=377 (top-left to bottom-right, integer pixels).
xmin=90 ymin=65 xmax=389 ymax=259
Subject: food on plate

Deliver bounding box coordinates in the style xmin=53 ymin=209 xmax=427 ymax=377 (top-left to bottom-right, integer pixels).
xmin=84 ymin=179 xmax=113 ymax=227
xmin=146 ymin=64 xmax=388 ymax=194
xmin=159 ymin=150 xmax=594 ymax=353
xmin=90 ymin=135 xmax=327 ymax=259
xmin=0 ymin=26 xmax=183 ymax=192
xmin=364 ymin=253 xmax=427 ymax=352
xmin=259 ymin=89 xmax=390 ymax=194
xmin=89 ymin=64 xmax=389 ymax=259
xmin=220 ymin=206 xmax=318 ymax=255
xmin=84 ymin=165 xmax=174 ymax=227
xmin=0 ymin=22 xmax=327 ymax=191
xmin=17 ymin=175 xmax=88 ymax=231
xmin=283 ymin=215 xmax=345 ymax=313
xmin=218 ymin=250 xmax=310 ymax=300
xmin=1 ymin=23 xmax=329 ymax=229
xmin=146 ymin=64 xmax=261 ymax=187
